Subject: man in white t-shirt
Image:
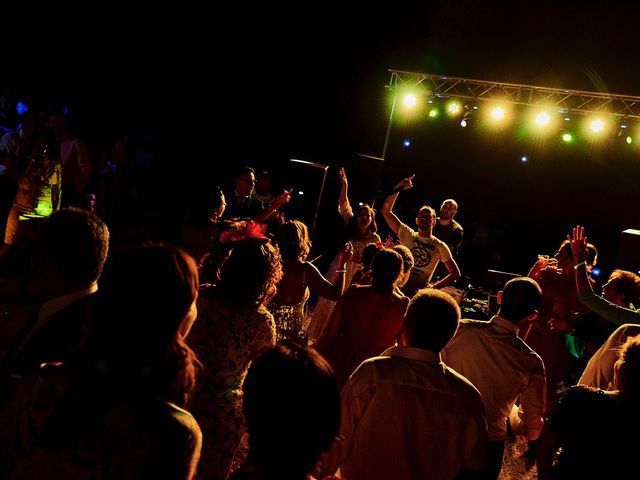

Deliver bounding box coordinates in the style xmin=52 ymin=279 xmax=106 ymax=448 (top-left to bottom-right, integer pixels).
xmin=381 ymin=174 xmax=460 ymax=297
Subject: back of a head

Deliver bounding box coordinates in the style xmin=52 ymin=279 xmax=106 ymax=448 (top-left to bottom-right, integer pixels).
xmin=371 ymin=248 xmax=403 ymax=293
xmin=90 ymin=242 xmax=200 ymax=404
xmin=37 ymin=208 xmax=109 ymax=284
xmin=243 ymin=343 xmax=340 ymax=476
xmin=402 ymin=289 xmax=461 ymax=352
xmin=278 ymin=219 xmax=310 ymax=262
xmin=615 ymin=335 xmax=640 ymax=402
xmin=499 ymin=277 xmax=542 ymax=324
xmin=218 ymin=239 xmax=283 ymax=306
xmin=392 ymin=244 xmax=414 ymax=277
xmin=361 ymin=242 xmax=383 ymax=271
xmin=96 ymin=242 xmax=199 ymax=345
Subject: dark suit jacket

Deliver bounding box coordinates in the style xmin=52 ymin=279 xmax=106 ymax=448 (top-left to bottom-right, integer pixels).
xmin=1 ymin=293 xmax=95 ymax=379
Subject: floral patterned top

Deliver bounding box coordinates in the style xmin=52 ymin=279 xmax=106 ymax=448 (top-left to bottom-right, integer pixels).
xmin=188 ymin=293 xmax=276 ymax=479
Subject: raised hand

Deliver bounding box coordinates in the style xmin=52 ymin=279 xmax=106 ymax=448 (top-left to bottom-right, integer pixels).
xmin=337 ymin=241 xmax=354 ymax=266
xmin=568 ymin=225 xmax=588 ymax=260
xmin=394 ymin=174 xmax=415 ymax=191
xmin=339 ymin=166 xmax=348 ymax=186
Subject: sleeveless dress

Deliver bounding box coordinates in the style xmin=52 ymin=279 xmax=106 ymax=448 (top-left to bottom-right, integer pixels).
xmin=269 ymin=268 xmax=310 ymax=345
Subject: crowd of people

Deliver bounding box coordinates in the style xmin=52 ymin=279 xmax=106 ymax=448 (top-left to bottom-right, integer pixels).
xmin=1 ymin=116 xmax=640 ymax=479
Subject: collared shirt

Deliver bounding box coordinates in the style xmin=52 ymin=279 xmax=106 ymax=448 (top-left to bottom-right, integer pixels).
xmin=579 ymin=323 xmax=640 ymax=389
xmin=442 ymin=315 xmax=546 ymax=441
xmin=321 ymin=346 xmax=487 ymax=480
xmin=17 ymin=283 xmax=98 ymax=355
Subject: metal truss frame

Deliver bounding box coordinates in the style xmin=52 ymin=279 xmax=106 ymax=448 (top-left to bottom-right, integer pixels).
xmin=388 ymin=69 xmax=640 ymax=119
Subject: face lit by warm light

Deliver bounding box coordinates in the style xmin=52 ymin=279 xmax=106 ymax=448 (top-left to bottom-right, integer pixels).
xmin=440 ymin=201 xmax=457 ymax=221
xmin=356 ymin=207 xmax=373 ymax=231
xmin=236 ymin=172 xmax=256 ymax=196
xmin=416 ymin=208 xmax=436 ymax=232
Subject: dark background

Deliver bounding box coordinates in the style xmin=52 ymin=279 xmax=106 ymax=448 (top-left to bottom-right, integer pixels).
xmin=4 ymin=0 xmax=640 ymax=284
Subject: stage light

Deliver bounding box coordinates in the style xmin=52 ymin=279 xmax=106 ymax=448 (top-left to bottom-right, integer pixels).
xmin=535 ymin=112 xmax=551 ymax=127
xmin=403 ymin=94 xmax=417 ymax=108
xmin=521 ymin=155 xmax=528 ymax=163
xmin=428 ymin=107 xmax=439 ymax=118
xmin=358 ymin=202 xmax=364 ymax=206
xmin=460 ymin=118 xmax=468 ymax=128
xmin=298 ymin=191 xmax=304 ymax=195
xmin=446 ymin=100 xmax=462 ymax=116
xmin=403 ymin=139 xmax=411 ymax=147
xmin=562 ymin=132 xmax=573 ymax=143
xmin=491 ymin=107 xmax=506 ymax=121
xmin=16 ymin=101 xmax=28 ymax=115
xmin=590 ymin=119 xmax=605 ymax=133
xmin=591 ymin=267 xmax=601 ymax=277
xmin=627 ymin=135 xmax=633 ymax=145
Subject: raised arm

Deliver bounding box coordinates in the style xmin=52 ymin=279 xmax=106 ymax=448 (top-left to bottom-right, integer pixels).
xmin=306 ymin=242 xmax=354 ymax=300
xmin=380 ymin=174 xmax=414 ymax=235
xmin=568 ymin=225 xmax=593 ymax=295
xmin=252 ymin=189 xmax=291 ymax=224
xmin=337 ymin=166 xmax=353 ymax=223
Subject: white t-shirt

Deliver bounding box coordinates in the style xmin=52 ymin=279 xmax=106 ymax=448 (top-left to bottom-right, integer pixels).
xmin=397 ymin=222 xmax=452 ymax=294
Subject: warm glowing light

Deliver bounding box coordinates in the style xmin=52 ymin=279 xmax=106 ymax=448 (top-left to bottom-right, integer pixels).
xmin=562 ymin=133 xmax=573 ymax=142
xmin=428 ymin=108 xmax=439 ymax=118
xmin=403 ymin=94 xmax=417 ymax=108
xmin=460 ymin=119 xmax=468 ymax=127
xmin=627 ymin=135 xmax=633 ymax=144
xmin=446 ymin=101 xmax=462 ymax=115
xmin=590 ymin=119 xmax=605 ymax=132
xmin=535 ymin=112 xmax=551 ymax=126
xmin=491 ymin=107 xmax=505 ymax=120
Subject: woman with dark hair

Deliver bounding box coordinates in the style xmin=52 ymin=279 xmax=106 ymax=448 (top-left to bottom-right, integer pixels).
xmin=307 ymin=167 xmax=381 ymax=342
xmin=316 ymin=248 xmax=409 ymax=387
xmin=1 ymin=242 xmax=203 ymax=479
xmin=188 ymin=237 xmax=283 ymax=479
xmin=231 ymin=343 xmax=341 ymax=480
xmin=270 ymin=219 xmax=352 ymax=344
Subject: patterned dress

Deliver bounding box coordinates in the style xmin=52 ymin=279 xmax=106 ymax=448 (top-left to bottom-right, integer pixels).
xmin=188 ymin=294 xmax=276 ymax=479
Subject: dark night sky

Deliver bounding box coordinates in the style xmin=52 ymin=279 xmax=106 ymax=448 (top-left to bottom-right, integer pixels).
xmin=5 ymin=1 xmax=640 ymax=278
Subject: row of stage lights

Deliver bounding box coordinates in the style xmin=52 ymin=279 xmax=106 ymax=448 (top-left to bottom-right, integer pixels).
xmin=399 ymin=92 xmax=637 ymax=146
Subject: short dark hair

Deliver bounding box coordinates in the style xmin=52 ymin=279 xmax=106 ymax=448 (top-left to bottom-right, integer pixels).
xmin=243 ymin=344 xmax=340 ymax=476
xmin=608 ymin=269 xmax=640 ymax=306
xmin=499 ymin=277 xmax=542 ymax=323
xmin=371 ymin=248 xmax=403 ymax=293
xmin=37 ymin=208 xmax=109 ymax=283
xmin=402 ymin=289 xmax=460 ymax=352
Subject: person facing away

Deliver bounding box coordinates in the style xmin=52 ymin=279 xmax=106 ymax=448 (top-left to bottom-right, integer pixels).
xmin=315 ymin=247 xmax=409 ymax=387
xmin=0 ymin=242 xmax=203 ymax=479
xmin=442 ymin=276 xmax=546 ymax=479
xmin=319 ymin=288 xmax=487 ymax=480
xmin=380 ymin=174 xmax=460 ymax=298
xmin=231 ymin=343 xmax=341 ymax=480
xmin=0 ymin=207 xmax=109 ymax=383
xmin=269 ymin=219 xmax=352 ymax=345
xmin=187 ymin=237 xmax=283 ymax=479
xmin=536 ymin=334 xmax=640 ymax=479
xmin=579 ymin=323 xmax=640 ymax=390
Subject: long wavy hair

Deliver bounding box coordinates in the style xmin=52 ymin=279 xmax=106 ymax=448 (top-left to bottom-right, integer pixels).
xmin=216 ymin=239 xmax=283 ymax=307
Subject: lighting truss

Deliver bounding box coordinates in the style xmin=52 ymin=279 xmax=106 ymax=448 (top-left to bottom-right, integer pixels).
xmin=388 ymin=69 xmax=640 ymax=119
